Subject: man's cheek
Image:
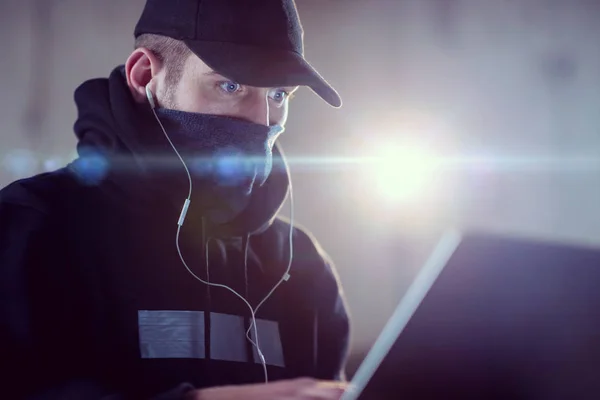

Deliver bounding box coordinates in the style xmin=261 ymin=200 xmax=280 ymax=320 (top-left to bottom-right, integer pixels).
xmin=269 ymin=106 xmax=288 ymax=126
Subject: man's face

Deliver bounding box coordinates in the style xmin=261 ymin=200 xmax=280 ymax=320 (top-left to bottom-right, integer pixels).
xmin=157 ymin=54 xmax=298 ymax=127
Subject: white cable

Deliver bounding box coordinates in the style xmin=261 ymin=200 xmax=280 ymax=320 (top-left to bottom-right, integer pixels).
xmin=174 ymin=225 xmax=267 ymax=378
xmin=240 ymin=170 xmax=293 ymax=380
xmin=149 ymin=104 xmax=297 ymax=383
xmin=150 ymin=106 xmax=192 ymax=200
xmin=244 ymin=172 xmax=294 ymax=340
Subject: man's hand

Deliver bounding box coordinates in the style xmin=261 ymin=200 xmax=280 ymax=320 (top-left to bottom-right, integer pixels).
xmin=185 ymin=378 xmax=347 ymax=400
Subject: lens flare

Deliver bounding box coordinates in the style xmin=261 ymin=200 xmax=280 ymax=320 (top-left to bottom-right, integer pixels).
xmin=2 ymin=149 xmax=38 ymax=178
xmin=371 ymin=145 xmax=440 ymax=201
xmin=71 ymin=150 xmax=109 ymax=186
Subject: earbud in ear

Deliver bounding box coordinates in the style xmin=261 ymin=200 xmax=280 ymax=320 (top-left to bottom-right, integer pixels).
xmin=145 ymin=84 xmax=156 ymax=109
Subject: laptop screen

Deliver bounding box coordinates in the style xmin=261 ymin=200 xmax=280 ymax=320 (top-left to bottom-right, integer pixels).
xmin=349 ymin=232 xmax=600 ymax=400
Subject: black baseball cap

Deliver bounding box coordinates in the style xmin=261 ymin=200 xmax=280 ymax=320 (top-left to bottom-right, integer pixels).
xmin=134 ymin=0 xmax=342 ymax=108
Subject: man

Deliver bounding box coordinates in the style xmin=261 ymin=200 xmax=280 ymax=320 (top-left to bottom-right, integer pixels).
xmin=0 ymin=0 xmax=350 ymax=399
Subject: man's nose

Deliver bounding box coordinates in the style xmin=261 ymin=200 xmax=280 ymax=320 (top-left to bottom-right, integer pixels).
xmin=239 ymin=94 xmax=270 ymax=126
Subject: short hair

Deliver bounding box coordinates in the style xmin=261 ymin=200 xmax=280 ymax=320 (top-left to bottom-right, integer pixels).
xmin=134 ymin=34 xmax=192 ymax=88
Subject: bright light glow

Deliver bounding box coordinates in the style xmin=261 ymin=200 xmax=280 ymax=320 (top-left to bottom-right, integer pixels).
xmin=2 ymin=149 xmax=38 ymax=178
xmin=371 ymin=145 xmax=440 ymax=201
xmin=43 ymin=157 xmax=63 ymax=172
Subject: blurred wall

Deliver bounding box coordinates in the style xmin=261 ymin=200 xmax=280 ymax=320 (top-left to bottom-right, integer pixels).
xmin=1 ymin=0 xmax=600 ymax=373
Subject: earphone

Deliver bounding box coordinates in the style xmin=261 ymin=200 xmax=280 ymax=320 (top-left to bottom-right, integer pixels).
xmin=145 ymin=83 xmax=295 ymax=383
xmin=145 ymin=84 xmax=156 ymax=109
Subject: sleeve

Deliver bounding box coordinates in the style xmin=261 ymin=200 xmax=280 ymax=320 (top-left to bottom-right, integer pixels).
xmin=0 ymin=191 xmax=194 ymax=400
xmin=0 ymin=199 xmax=53 ymax=399
xmin=313 ymin=256 xmax=352 ymax=381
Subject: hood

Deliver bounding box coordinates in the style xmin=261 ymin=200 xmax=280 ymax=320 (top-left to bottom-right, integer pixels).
xmin=71 ymin=66 xmax=290 ymax=238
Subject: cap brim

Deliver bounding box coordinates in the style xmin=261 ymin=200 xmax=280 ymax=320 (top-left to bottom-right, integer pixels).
xmin=183 ymin=40 xmax=342 ymax=108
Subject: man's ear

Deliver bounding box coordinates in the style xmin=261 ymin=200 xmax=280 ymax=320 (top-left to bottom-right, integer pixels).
xmin=125 ymin=48 xmax=162 ymax=104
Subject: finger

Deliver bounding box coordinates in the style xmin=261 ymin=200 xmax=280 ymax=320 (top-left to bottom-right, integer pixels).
xmin=265 ymin=377 xmax=318 ymax=395
xmin=316 ymin=381 xmax=348 ymax=390
xmin=292 ymin=377 xmax=319 ymax=386
xmin=298 ymin=386 xmax=346 ymax=400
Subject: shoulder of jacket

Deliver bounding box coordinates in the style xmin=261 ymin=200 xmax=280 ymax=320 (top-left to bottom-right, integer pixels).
xmin=0 ymin=168 xmax=77 ymax=215
xmin=265 ymin=217 xmax=322 ymax=255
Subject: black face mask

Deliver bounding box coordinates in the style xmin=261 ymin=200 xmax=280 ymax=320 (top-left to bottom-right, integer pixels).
xmin=152 ymin=108 xmax=285 ymax=223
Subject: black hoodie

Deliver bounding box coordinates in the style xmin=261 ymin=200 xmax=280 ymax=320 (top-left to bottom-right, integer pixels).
xmin=0 ymin=67 xmax=350 ymax=399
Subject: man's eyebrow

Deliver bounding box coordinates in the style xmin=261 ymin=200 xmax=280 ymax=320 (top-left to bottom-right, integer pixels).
xmin=204 ymin=70 xmax=299 ymax=92
xmin=203 ymin=70 xmax=226 ymax=78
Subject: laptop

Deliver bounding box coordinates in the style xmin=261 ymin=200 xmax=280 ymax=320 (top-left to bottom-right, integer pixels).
xmin=342 ymin=230 xmax=600 ymax=400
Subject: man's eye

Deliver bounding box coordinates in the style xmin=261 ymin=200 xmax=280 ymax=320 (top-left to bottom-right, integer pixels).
xmin=270 ymin=89 xmax=289 ymax=103
xmin=219 ymin=81 xmax=242 ymax=93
